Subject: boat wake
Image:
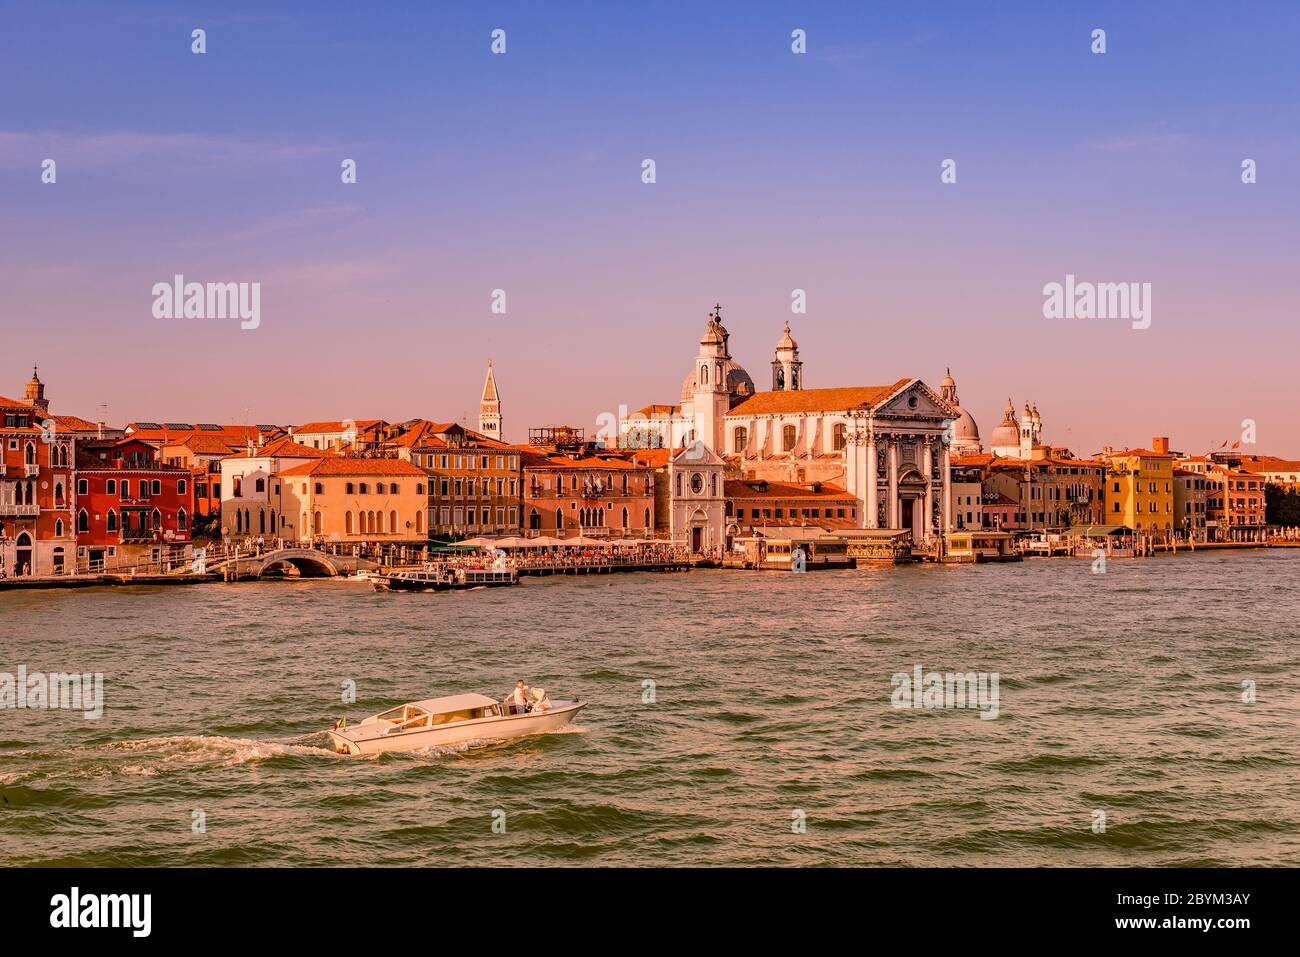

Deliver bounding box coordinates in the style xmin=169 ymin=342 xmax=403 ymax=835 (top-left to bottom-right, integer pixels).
xmin=0 ymin=735 xmax=345 ymax=784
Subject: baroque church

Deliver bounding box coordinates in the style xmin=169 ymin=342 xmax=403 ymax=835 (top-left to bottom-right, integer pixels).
xmin=621 ymin=307 xmax=975 ymax=544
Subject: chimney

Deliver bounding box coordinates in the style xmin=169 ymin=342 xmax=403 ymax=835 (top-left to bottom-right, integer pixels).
xmin=1153 ymin=436 xmax=1169 ymax=455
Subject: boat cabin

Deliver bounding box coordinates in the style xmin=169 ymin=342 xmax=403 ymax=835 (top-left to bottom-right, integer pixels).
xmin=366 ymin=693 xmax=503 ymax=734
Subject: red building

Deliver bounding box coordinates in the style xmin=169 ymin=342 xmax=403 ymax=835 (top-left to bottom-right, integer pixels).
xmin=0 ymin=369 xmax=77 ymax=577
xmin=519 ymin=428 xmax=656 ymax=538
xmin=74 ymin=438 xmax=195 ymax=571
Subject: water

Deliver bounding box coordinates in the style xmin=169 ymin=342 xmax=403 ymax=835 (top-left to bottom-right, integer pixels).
xmin=2 ymin=552 xmax=1298 ymax=866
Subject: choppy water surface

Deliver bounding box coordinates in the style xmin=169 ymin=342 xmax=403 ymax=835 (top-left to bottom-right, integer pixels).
xmin=2 ymin=552 xmax=1298 ymax=866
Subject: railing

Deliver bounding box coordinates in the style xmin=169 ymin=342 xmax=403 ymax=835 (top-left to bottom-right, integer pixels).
xmin=0 ymin=503 xmax=39 ymax=517
xmin=23 ymin=464 xmax=39 ymax=478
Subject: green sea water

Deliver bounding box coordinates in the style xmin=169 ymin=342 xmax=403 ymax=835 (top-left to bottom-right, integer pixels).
xmin=1 ymin=551 xmax=1297 ymax=866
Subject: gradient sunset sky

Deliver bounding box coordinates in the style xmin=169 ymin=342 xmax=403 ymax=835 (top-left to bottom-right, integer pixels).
xmin=3 ymin=1 xmax=1298 ymax=455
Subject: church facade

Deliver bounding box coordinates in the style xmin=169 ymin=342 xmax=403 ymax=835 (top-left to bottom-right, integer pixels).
xmin=622 ymin=308 xmax=964 ymax=544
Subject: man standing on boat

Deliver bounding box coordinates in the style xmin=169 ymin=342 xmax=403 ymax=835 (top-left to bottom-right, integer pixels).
xmin=510 ymin=679 xmax=532 ymax=714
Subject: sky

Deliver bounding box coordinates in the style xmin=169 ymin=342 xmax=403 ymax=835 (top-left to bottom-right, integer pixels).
xmin=2 ymin=1 xmax=1299 ymax=456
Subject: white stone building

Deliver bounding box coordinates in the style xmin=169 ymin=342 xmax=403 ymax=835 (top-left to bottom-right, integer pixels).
xmin=623 ymin=308 xmax=961 ymax=543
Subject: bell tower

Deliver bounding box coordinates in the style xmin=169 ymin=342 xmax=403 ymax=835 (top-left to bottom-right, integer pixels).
xmin=691 ymin=305 xmax=730 ymax=453
xmin=479 ymin=359 xmax=502 ymax=439
xmin=771 ymin=321 xmax=802 ymax=391
xmin=25 ymin=366 xmax=48 ymax=413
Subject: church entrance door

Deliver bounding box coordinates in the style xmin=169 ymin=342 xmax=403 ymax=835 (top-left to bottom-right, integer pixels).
xmin=691 ymin=527 xmax=703 ymax=553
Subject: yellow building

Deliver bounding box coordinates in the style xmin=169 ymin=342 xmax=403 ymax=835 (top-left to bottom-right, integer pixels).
xmin=278 ymin=457 xmax=428 ymax=543
xmin=1103 ymin=437 xmax=1176 ymax=541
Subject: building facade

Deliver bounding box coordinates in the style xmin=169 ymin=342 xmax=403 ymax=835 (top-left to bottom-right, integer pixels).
xmin=0 ymin=370 xmax=77 ymax=577
xmin=1102 ymin=439 xmax=1176 ymax=540
xmin=74 ymin=438 xmax=194 ymax=571
xmin=277 ymin=458 xmax=428 ymax=544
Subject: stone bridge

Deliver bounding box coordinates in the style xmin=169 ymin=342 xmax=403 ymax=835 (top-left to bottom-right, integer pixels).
xmin=207 ymin=547 xmax=380 ymax=580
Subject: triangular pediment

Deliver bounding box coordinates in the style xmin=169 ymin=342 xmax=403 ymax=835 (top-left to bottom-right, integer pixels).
xmin=873 ymin=379 xmax=957 ymax=420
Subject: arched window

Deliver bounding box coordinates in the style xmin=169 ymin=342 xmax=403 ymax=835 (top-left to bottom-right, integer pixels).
xmin=107 ymin=509 xmax=118 ymax=532
xmin=151 ymin=508 xmax=162 ymax=530
xmin=734 ymin=427 xmax=747 ymax=452
xmin=359 ymin=483 xmax=369 ymax=495
xmin=622 ymin=507 xmax=629 ymax=528
xmin=833 ymin=423 xmax=847 ymax=451
xmin=55 ymin=481 xmax=64 ymax=505
xmin=415 ymin=511 xmax=423 ymax=534
xmin=56 ymin=518 xmax=65 ymax=537
xmin=783 ymin=425 xmax=796 ymax=452
xmin=555 ymin=508 xmax=563 ymax=529
xmin=529 ymin=508 xmax=541 ymax=530
xmin=345 ymin=511 xmax=353 ymax=535
xmin=259 ymin=510 xmax=266 ymax=534
xmin=313 ymin=511 xmax=322 ymax=534
xmin=177 ymin=508 xmax=188 ymax=531
xmin=676 ymin=473 xmax=683 ymax=497
xmin=700 ymin=364 xmax=709 ymax=385
xmin=390 ymin=510 xmax=398 ymax=533
xmin=710 ymin=474 xmax=717 ymax=496
xmin=376 ymin=483 xmax=386 ymax=495
xmin=24 ymin=441 xmax=35 ymax=464
xmin=644 ymin=507 xmax=651 ymax=528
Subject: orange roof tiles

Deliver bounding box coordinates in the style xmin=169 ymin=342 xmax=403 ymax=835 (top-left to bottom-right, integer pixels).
xmin=278 ymin=457 xmax=425 ymax=477
xmin=228 ymin=437 xmax=330 ymax=459
xmin=728 ymin=381 xmax=910 ymax=416
xmin=725 ymin=479 xmax=854 ymax=500
xmin=293 ymin=419 xmax=385 ymax=434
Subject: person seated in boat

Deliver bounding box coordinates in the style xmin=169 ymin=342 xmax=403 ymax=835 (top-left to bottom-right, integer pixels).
xmin=508 ymin=679 xmax=532 ymax=714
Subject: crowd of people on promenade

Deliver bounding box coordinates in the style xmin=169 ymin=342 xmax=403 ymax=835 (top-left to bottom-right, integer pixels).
xmin=201 ymin=535 xmax=694 ymax=570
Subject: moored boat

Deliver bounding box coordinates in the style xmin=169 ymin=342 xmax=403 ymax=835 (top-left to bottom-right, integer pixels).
xmin=371 ymin=565 xmax=518 ymax=592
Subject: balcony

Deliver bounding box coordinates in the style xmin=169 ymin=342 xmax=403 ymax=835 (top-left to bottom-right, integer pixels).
xmin=120 ymin=528 xmax=159 ymax=543
xmin=0 ymin=503 xmax=39 ymax=517
xmin=23 ymin=464 xmax=39 ymax=478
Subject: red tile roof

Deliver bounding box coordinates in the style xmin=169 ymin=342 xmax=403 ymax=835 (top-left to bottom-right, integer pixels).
xmin=728 ymin=381 xmax=911 ymax=416
xmin=226 ymin=437 xmax=330 ymax=459
xmin=278 ymin=457 xmax=426 ymax=477
xmin=725 ymin=479 xmax=854 ymax=500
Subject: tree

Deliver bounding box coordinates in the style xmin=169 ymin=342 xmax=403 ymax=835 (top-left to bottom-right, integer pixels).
xmin=1265 ymin=484 xmax=1300 ymax=526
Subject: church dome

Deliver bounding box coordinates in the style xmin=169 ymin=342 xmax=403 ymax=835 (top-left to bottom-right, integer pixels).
xmin=953 ymin=407 xmax=979 ymax=445
xmin=988 ymin=400 xmax=1019 ymax=450
xmin=681 ymin=360 xmax=756 ymax=404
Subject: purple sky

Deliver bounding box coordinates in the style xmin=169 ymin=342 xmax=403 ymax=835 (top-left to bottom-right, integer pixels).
xmin=3 ymin=1 xmax=1298 ymax=456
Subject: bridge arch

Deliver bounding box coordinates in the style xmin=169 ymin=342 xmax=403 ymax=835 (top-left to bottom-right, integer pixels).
xmin=252 ymin=548 xmax=341 ymax=579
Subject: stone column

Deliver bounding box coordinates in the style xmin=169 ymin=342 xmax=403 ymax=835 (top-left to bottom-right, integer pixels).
xmin=923 ymin=438 xmax=934 ymax=540
xmin=887 ymin=437 xmax=898 ymax=530
xmin=866 ymin=428 xmax=878 ymax=529
xmin=941 ymin=442 xmax=952 ymax=532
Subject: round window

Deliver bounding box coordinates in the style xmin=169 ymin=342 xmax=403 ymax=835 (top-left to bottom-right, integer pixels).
xmin=908 ymin=395 xmax=919 ymax=409
xmin=690 ymin=473 xmax=704 ymax=494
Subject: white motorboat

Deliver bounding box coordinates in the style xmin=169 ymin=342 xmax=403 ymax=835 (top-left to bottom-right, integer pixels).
xmin=325 ymin=691 xmax=583 ymax=755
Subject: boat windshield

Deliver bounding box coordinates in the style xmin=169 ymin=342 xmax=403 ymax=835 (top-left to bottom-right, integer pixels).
xmin=376 ymin=704 xmax=430 ymax=726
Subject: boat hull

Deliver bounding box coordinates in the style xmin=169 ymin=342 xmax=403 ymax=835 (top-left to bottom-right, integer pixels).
xmin=327 ymin=701 xmax=584 ymax=755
